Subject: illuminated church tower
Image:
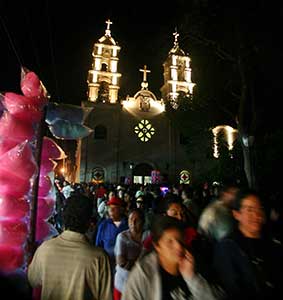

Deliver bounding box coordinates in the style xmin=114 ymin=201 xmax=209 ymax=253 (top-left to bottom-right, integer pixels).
xmin=160 ymin=30 xmax=195 ymax=109
xmin=87 ymin=19 xmax=121 ymax=103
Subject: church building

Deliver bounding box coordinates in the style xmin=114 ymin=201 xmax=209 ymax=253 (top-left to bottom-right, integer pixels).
xmin=78 ymin=20 xmax=196 ymax=184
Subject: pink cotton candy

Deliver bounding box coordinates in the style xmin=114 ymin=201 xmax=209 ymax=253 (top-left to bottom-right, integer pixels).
xmin=0 ymin=138 xmax=18 ymax=157
xmin=0 ymin=172 xmax=31 ymax=198
xmin=3 ymin=92 xmax=43 ymax=123
xmin=0 ymin=112 xmax=35 ymax=142
xmin=38 ymin=175 xmax=52 ymax=198
xmin=0 ymin=218 xmax=28 ymax=247
xmin=0 ymin=196 xmax=29 ymax=219
xmin=0 ymin=141 xmax=37 ymax=180
xmin=41 ymin=137 xmax=66 ymax=160
xmin=40 ymin=158 xmax=57 ymax=175
xmin=0 ymin=245 xmax=24 ymax=272
xmin=35 ymin=220 xmax=51 ymax=241
xmin=37 ymin=197 xmax=55 ymax=221
xmin=20 ymin=68 xmax=47 ymax=99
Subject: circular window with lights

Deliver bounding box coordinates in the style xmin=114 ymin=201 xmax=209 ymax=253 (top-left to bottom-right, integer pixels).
xmin=134 ymin=119 xmax=155 ymax=142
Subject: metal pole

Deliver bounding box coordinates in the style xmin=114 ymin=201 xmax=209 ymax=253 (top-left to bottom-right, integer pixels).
xmin=27 ymin=106 xmax=47 ymax=263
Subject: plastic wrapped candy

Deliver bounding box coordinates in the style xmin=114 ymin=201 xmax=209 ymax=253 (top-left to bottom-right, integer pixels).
xmin=20 ymin=67 xmax=48 ymax=100
xmin=36 ymin=220 xmax=58 ymax=242
xmin=40 ymin=158 xmax=57 ymax=175
xmin=0 ymin=141 xmax=37 ymax=180
xmin=0 ymin=112 xmax=35 ymax=143
xmin=0 ymin=172 xmax=31 ymax=198
xmin=3 ymin=92 xmax=43 ymax=123
xmin=37 ymin=197 xmax=55 ymax=221
xmin=0 ymin=138 xmax=18 ymax=157
xmin=38 ymin=175 xmax=52 ymax=198
xmin=0 ymin=245 xmax=24 ymax=272
xmin=0 ymin=196 xmax=29 ymax=219
xmin=0 ymin=218 xmax=28 ymax=247
xmin=41 ymin=137 xmax=66 ymax=160
xmin=0 ymin=97 xmax=4 ymax=118
xmin=48 ymin=119 xmax=93 ymax=140
xmin=46 ymin=102 xmax=93 ymax=125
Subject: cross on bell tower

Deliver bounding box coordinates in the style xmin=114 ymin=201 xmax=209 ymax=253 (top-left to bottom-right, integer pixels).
xmin=139 ymin=65 xmax=151 ymax=89
xmin=173 ymin=29 xmax=179 ymax=47
xmin=105 ymin=19 xmax=112 ymax=36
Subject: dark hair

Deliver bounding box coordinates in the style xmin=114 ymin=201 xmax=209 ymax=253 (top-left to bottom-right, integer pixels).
xmin=232 ymin=188 xmax=262 ymax=211
xmin=152 ymin=215 xmax=185 ymax=244
xmin=128 ymin=208 xmax=145 ymax=224
xmin=165 ymin=198 xmax=182 ymax=212
xmin=62 ymin=194 xmax=93 ymax=233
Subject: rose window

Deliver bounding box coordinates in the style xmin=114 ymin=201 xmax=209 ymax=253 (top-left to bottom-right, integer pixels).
xmin=134 ymin=119 xmax=155 ymax=142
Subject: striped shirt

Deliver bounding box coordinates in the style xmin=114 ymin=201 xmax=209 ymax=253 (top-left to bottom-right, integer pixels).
xmin=28 ymin=230 xmax=112 ymax=300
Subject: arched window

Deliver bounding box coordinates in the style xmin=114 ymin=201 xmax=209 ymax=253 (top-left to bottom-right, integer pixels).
xmin=94 ymin=125 xmax=107 ymax=140
xmin=101 ymin=63 xmax=108 ymax=71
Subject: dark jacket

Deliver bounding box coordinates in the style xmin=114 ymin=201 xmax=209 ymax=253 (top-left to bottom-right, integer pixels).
xmin=213 ymin=229 xmax=283 ymax=300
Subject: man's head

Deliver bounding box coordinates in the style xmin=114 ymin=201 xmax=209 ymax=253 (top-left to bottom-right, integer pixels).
xmin=136 ymin=196 xmax=145 ymax=209
xmin=62 ymin=194 xmax=93 ymax=233
xmin=107 ymin=196 xmax=123 ymax=221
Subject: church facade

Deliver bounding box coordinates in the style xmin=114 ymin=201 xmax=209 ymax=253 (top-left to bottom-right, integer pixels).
xmin=78 ymin=20 xmax=196 ymax=184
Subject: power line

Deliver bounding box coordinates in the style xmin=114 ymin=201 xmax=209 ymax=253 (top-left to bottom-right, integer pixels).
xmin=0 ymin=13 xmax=23 ymax=67
xmin=45 ymin=0 xmax=60 ymax=100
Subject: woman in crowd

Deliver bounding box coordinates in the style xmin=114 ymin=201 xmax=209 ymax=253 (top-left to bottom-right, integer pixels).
xmin=213 ymin=189 xmax=283 ymax=299
xmin=122 ymin=215 xmax=222 ymax=300
xmin=114 ymin=208 xmax=148 ymax=300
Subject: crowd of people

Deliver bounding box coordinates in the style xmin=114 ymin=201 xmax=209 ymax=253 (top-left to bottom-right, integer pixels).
xmin=4 ymin=179 xmax=283 ymax=299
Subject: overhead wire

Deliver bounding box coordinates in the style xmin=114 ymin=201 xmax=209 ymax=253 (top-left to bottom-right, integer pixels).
xmin=0 ymin=13 xmax=24 ymax=67
xmin=45 ymin=0 xmax=60 ymax=100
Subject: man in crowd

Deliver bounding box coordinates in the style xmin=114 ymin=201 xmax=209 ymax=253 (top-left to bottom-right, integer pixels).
xmin=28 ymin=194 xmax=112 ymax=300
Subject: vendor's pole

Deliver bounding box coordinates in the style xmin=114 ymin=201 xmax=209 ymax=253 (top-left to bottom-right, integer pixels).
xmin=27 ymin=106 xmax=47 ymax=262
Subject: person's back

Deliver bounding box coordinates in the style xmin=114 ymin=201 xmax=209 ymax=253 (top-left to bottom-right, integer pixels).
xmin=28 ymin=194 xmax=112 ymax=300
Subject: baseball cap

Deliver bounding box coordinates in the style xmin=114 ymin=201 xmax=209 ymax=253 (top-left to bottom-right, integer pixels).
xmin=107 ymin=196 xmax=123 ymax=206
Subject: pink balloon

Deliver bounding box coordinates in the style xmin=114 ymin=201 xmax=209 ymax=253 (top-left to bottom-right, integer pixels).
xmin=4 ymin=92 xmax=43 ymax=123
xmin=40 ymin=158 xmax=57 ymax=175
xmin=0 ymin=219 xmax=28 ymax=246
xmin=0 ymin=141 xmax=37 ymax=180
xmin=20 ymin=69 xmax=48 ymax=100
xmin=41 ymin=137 xmax=66 ymax=160
xmin=37 ymin=197 xmax=55 ymax=220
xmin=0 ymin=245 xmax=24 ymax=272
xmin=0 ymin=196 xmax=29 ymax=219
xmin=0 ymin=138 xmax=18 ymax=157
xmin=0 ymin=112 xmax=35 ymax=142
xmin=38 ymin=175 xmax=52 ymax=198
xmin=0 ymin=172 xmax=31 ymax=198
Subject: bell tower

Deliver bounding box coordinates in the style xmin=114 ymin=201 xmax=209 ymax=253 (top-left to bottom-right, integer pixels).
xmin=160 ymin=30 xmax=195 ymax=109
xmin=87 ymin=19 xmax=122 ymax=103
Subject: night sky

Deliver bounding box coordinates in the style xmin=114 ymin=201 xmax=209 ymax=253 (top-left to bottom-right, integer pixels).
xmin=0 ymin=0 xmax=189 ymax=106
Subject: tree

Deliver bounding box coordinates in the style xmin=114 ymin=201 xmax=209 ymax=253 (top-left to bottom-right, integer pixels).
xmin=173 ymin=0 xmax=283 ymax=191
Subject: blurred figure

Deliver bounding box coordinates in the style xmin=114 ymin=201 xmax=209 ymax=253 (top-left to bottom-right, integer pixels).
xmin=123 ymin=215 xmax=221 ymax=300
xmin=213 ymin=189 xmax=283 ymax=299
xmin=28 ymin=194 xmax=112 ymax=300
xmin=198 ymin=183 xmax=239 ymax=242
xmin=61 ymin=180 xmax=74 ymax=199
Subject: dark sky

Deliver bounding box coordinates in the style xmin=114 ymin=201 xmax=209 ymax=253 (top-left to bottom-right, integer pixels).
xmin=0 ymin=0 xmax=189 ymax=105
